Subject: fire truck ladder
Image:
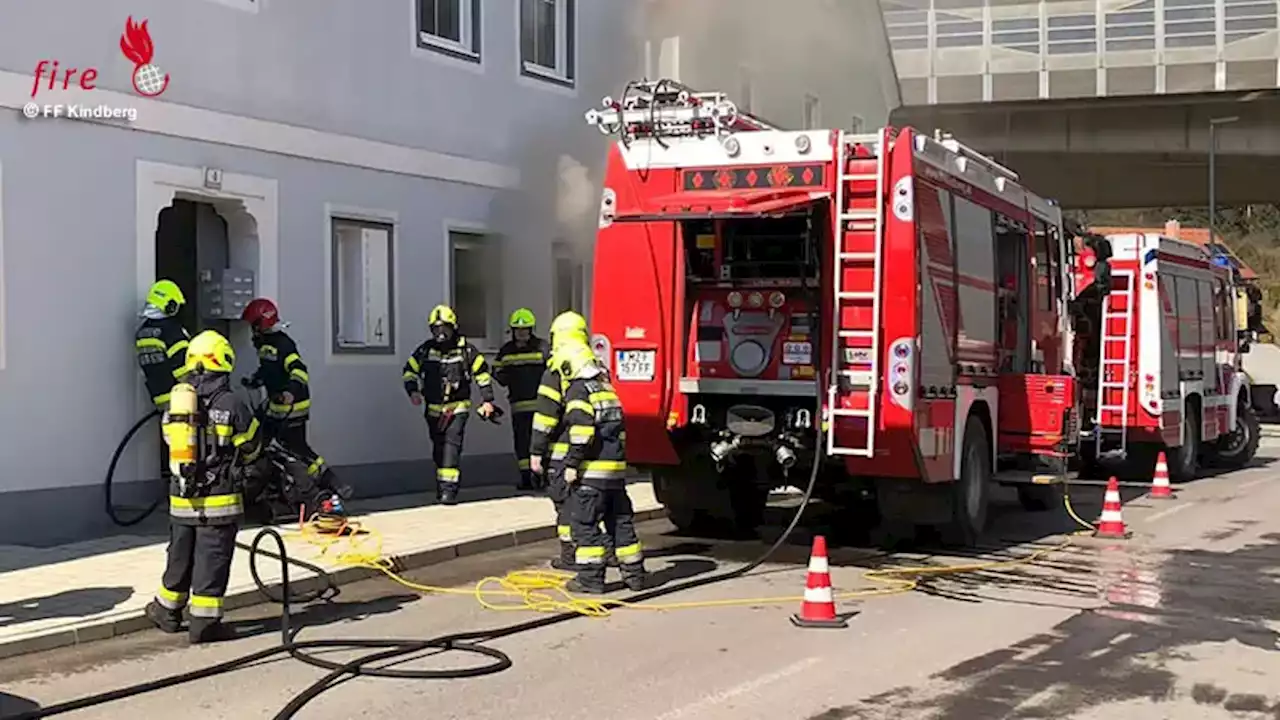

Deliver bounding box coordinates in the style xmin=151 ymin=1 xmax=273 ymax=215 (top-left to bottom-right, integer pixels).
xmin=1094 ymin=268 xmax=1136 ymax=461
xmin=583 ymin=78 xmax=779 ymax=140
xmin=827 ymin=129 xmax=887 ymax=458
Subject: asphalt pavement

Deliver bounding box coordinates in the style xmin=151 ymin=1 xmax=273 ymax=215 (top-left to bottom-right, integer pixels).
xmin=3 ymin=446 xmax=1280 ymax=720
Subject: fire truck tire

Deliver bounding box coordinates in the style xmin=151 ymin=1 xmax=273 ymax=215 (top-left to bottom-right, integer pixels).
xmin=1209 ymin=401 xmax=1260 ymax=469
xmin=1167 ymin=402 xmax=1200 ymax=483
xmin=653 ymin=463 xmax=765 ymax=538
xmin=944 ymin=417 xmax=992 ymax=546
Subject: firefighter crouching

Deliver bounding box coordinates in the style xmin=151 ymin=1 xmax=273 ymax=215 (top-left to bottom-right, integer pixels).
xmin=135 ymin=279 xmax=191 ymax=411
xmin=145 ymin=330 xmax=261 ymax=644
xmin=403 ymin=305 xmax=497 ymax=505
xmin=494 ymin=308 xmax=551 ymax=490
xmin=558 ymin=344 xmax=649 ymax=594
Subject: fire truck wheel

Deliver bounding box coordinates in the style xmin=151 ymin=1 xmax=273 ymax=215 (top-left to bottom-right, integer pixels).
xmin=1167 ymin=403 xmax=1201 ymax=483
xmin=944 ymin=416 xmax=992 ymax=546
xmin=1209 ymin=402 xmax=1260 ymax=469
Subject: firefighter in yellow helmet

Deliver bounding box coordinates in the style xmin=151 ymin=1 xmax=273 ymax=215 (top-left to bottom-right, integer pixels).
xmin=135 ymin=279 xmax=191 ymax=410
xmin=145 ymin=330 xmax=262 ymax=644
xmin=402 ymin=305 xmax=497 ymax=505
xmin=557 ymin=340 xmax=648 ymax=593
xmin=494 ymin=308 xmax=551 ymax=490
xmin=529 ymin=311 xmax=613 ymax=569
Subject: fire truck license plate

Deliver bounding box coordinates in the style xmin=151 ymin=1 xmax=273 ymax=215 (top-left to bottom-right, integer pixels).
xmin=615 ymin=350 xmax=655 ymax=381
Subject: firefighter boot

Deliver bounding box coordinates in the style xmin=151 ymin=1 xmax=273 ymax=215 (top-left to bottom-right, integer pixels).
xmin=188 ymin=618 xmax=236 ymax=645
xmin=440 ymin=483 xmax=459 ymax=506
xmin=565 ymin=571 xmax=607 ymax=595
xmin=144 ymin=600 xmax=183 ymax=634
xmin=517 ymin=471 xmax=535 ymax=491
xmin=550 ymin=541 xmax=578 ymax=571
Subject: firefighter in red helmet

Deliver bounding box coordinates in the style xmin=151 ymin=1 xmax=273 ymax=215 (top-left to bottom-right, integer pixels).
xmin=240 ymin=298 xmax=348 ymax=516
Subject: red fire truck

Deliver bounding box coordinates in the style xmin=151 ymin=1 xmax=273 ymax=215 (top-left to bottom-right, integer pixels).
xmin=1071 ymin=231 xmax=1260 ymax=481
xmin=584 ymin=80 xmax=1078 ymax=545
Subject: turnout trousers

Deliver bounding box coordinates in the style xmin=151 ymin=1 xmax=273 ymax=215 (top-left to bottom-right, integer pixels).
xmin=567 ymin=484 xmax=646 ymax=589
xmin=427 ymin=410 xmax=469 ymax=498
xmin=264 ymin=416 xmax=327 ymax=479
xmin=153 ymin=522 xmax=239 ymax=641
xmin=547 ymin=467 xmax=617 ymax=569
xmin=510 ymin=410 xmax=537 ymax=488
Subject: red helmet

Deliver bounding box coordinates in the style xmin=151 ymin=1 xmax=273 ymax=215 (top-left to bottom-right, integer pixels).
xmin=242 ymin=297 xmax=280 ymax=331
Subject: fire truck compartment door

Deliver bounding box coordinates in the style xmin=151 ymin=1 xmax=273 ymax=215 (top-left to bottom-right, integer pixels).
xmin=996 ymin=374 xmax=1076 ymax=454
xmin=612 ymin=189 xmax=829 ymax=222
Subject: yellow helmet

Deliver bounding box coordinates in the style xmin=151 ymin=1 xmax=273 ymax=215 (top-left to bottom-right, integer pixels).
xmin=549 ymin=311 xmax=588 ymax=350
xmin=146 ymin=280 xmax=186 ymax=316
xmin=428 ymin=305 xmax=458 ymax=327
xmin=186 ymin=330 xmax=236 ymax=373
xmin=508 ymin=308 xmax=537 ymax=329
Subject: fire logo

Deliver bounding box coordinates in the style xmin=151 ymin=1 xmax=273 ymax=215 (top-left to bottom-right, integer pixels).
xmin=120 ymin=17 xmax=170 ymax=97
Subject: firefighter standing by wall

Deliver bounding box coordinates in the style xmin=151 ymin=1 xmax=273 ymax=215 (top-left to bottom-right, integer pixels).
xmin=144 ymin=330 xmax=262 ymax=643
xmin=557 ymin=343 xmax=649 ymax=593
xmin=493 ymin=308 xmax=551 ymax=490
xmin=403 ymin=305 xmax=497 ymax=505
xmin=135 ymin=279 xmax=191 ymax=411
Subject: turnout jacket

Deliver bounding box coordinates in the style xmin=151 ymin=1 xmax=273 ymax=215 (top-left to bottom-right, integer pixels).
xmin=560 ymin=371 xmax=628 ymax=489
xmin=529 ymin=364 xmax=569 ymax=465
xmin=248 ymin=329 xmax=311 ymax=420
xmin=493 ymin=336 xmax=551 ymax=413
xmin=402 ymin=335 xmax=495 ymax=416
xmin=165 ymin=372 xmax=262 ymax=526
xmin=135 ymin=316 xmax=190 ymax=407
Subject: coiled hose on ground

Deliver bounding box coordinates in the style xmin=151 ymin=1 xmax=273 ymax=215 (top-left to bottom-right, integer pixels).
xmin=104 ymin=411 xmax=164 ymax=527
xmin=28 ymin=405 xmax=827 ymax=719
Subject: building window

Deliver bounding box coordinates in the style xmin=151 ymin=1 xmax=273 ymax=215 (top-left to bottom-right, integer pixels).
xmin=553 ymin=242 xmax=587 ymax=316
xmin=417 ymin=0 xmax=482 ymax=61
xmin=802 ymin=95 xmax=821 ymax=129
xmin=449 ymin=230 xmax=501 ymax=347
xmin=520 ymin=0 xmax=576 ymax=87
xmin=332 ymin=217 xmax=395 ymax=355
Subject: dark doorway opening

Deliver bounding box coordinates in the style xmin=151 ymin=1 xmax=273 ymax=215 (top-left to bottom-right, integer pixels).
xmin=154 ymin=198 xmax=230 ymax=336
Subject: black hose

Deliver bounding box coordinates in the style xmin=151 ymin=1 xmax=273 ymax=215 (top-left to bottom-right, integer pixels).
xmin=104 ymin=411 xmax=164 ymax=527
xmin=30 ymin=395 xmax=828 ymax=720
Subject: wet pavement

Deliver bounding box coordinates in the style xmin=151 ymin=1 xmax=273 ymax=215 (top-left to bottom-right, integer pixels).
xmin=2 ymin=446 xmax=1278 ymax=719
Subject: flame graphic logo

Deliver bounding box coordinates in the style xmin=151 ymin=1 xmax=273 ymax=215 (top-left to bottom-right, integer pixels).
xmin=120 ymin=16 xmax=170 ymax=97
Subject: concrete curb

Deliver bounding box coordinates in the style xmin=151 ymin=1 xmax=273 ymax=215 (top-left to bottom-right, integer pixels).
xmin=0 ymin=506 xmax=668 ymax=660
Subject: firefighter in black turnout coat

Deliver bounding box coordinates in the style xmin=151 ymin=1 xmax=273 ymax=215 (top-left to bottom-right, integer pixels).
xmin=493 ymin=308 xmax=551 ymax=490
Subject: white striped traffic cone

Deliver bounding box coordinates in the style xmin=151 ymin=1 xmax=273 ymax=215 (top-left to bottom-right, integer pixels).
xmin=790 ymin=535 xmax=849 ymax=629
xmin=1095 ymin=476 xmax=1130 ymax=539
xmin=1149 ymin=451 xmax=1174 ymax=499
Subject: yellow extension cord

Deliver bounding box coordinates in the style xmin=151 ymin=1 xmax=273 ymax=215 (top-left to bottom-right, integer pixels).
xmin=278 ymin=484 xmax=1100 ymax=619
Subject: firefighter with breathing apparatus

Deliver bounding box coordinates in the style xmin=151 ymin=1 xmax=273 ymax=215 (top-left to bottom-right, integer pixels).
xmin=402 ymin=305 xmax=498 ymax=505
xmin=240 ymin=297 xmax=349 ymax=518
xmin=494 ymin=308 xmax=551 ymax=490
xmin=557 ymin=338 xmax=649 ymax=593
xmin=135 ymin=279 xmax=191 ymax=411
xmin=145 ymin=330 xmax=261 ymax=644
xmin=530 ymin=311 xmax=617 ymax=571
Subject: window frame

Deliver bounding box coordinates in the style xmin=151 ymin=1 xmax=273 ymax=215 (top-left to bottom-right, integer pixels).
xmin=330 ymin=215 xmax=397 ymax=357
xmin=416 ymin=0 xmax=482 ymax=63
xmin=518 ymin=0 xmax=577 ymax=89
xmin=445 ymin=225 xmax=503 ymax=350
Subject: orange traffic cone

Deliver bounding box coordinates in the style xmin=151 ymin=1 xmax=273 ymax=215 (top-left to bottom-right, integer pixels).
xmin=1094 ymin=476 xmax=1130 ymax=539
xmin=1149 ymin=451 xmax=1175 ymax=500
xmin=790 ymin=535 xmax=849 ymax=629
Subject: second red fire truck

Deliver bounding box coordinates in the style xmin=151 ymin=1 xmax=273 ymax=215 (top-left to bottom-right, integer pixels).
xmin=582 ymin=80 xmax=1078 ymax=545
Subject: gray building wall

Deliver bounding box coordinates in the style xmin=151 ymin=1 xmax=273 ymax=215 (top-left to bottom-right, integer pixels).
xmin=0 ymin=0 xmax=639 ymax=544
xmin=882 ymin=0 xmax=1279 ymax=104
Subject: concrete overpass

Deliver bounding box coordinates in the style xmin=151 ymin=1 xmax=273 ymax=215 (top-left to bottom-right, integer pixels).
xmin=879 ymin=0 xmax=1280 ymax=209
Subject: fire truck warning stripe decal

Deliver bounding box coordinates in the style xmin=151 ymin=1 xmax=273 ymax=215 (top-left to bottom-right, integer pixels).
xmin=681 ymin=164 xmax=827 ymax=191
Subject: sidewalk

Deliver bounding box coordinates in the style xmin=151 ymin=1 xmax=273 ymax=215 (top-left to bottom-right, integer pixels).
xmin=0 ymin=483 xmax=662 ymax=659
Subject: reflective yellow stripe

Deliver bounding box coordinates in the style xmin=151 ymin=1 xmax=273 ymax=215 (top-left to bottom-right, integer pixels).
xmin=157 ymin=586 xmax=186 ymax=604
xmin=408 ymin=357 xmax=421 ymax=372
xmin=402 ymin=371 xmax=418 ymax=381
xmin=537 ymin=385 xmax=561 ymax=402
xmin=136 ymin=338 xmax=165 ymax=350
xmin=503 ymin=352 xmax=545 ymax=364
xmin=166 ymin=340 xmax=189 ymax=358
xmin=566 ymin=400 xmax=594 ymax=415
xmin=290 ymin=369 xmax=309 ymax=383
xmin=427 ymin=400 xmax=471 ymax=416
xmin=169 ymin=493 xmax=243 ymax=519
xmin=517 ymin=458 xmax=531 ymax=470
xmin=512 ymin=399 xmax=538 ymax=412
xmin=189 ymin=594 xmax=223 ymax=618
xmin=475 ymin=372 xmax=493 ymax=386
xmin=615 ymin=543 xmax=643 ymax=563
xmin=471 ymin=354 xmax=486 ymax=373
xmin=284 ymin=353 xmax=301 ymax=366
xmin=582 ymin=459 xmax=628 ymax=480
xmin=557 ymin=525 xmax=573 ymax=542
xmin=532 ymin=413 xmax=558 ymax=431
xmin=232 ymin=417 xmax=259 ymax=447
xmin=268 ymin=399 xmax=312 ymax=415
xmin=213 ymin=424 xmax=234 ymax=437
xmin=576 ymin=546 xmax=607 ymax=564
xmin=568 ymin=425 xmax=596 ymax=444
xmin=550 ymin=442 xmax=570 ymax=460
